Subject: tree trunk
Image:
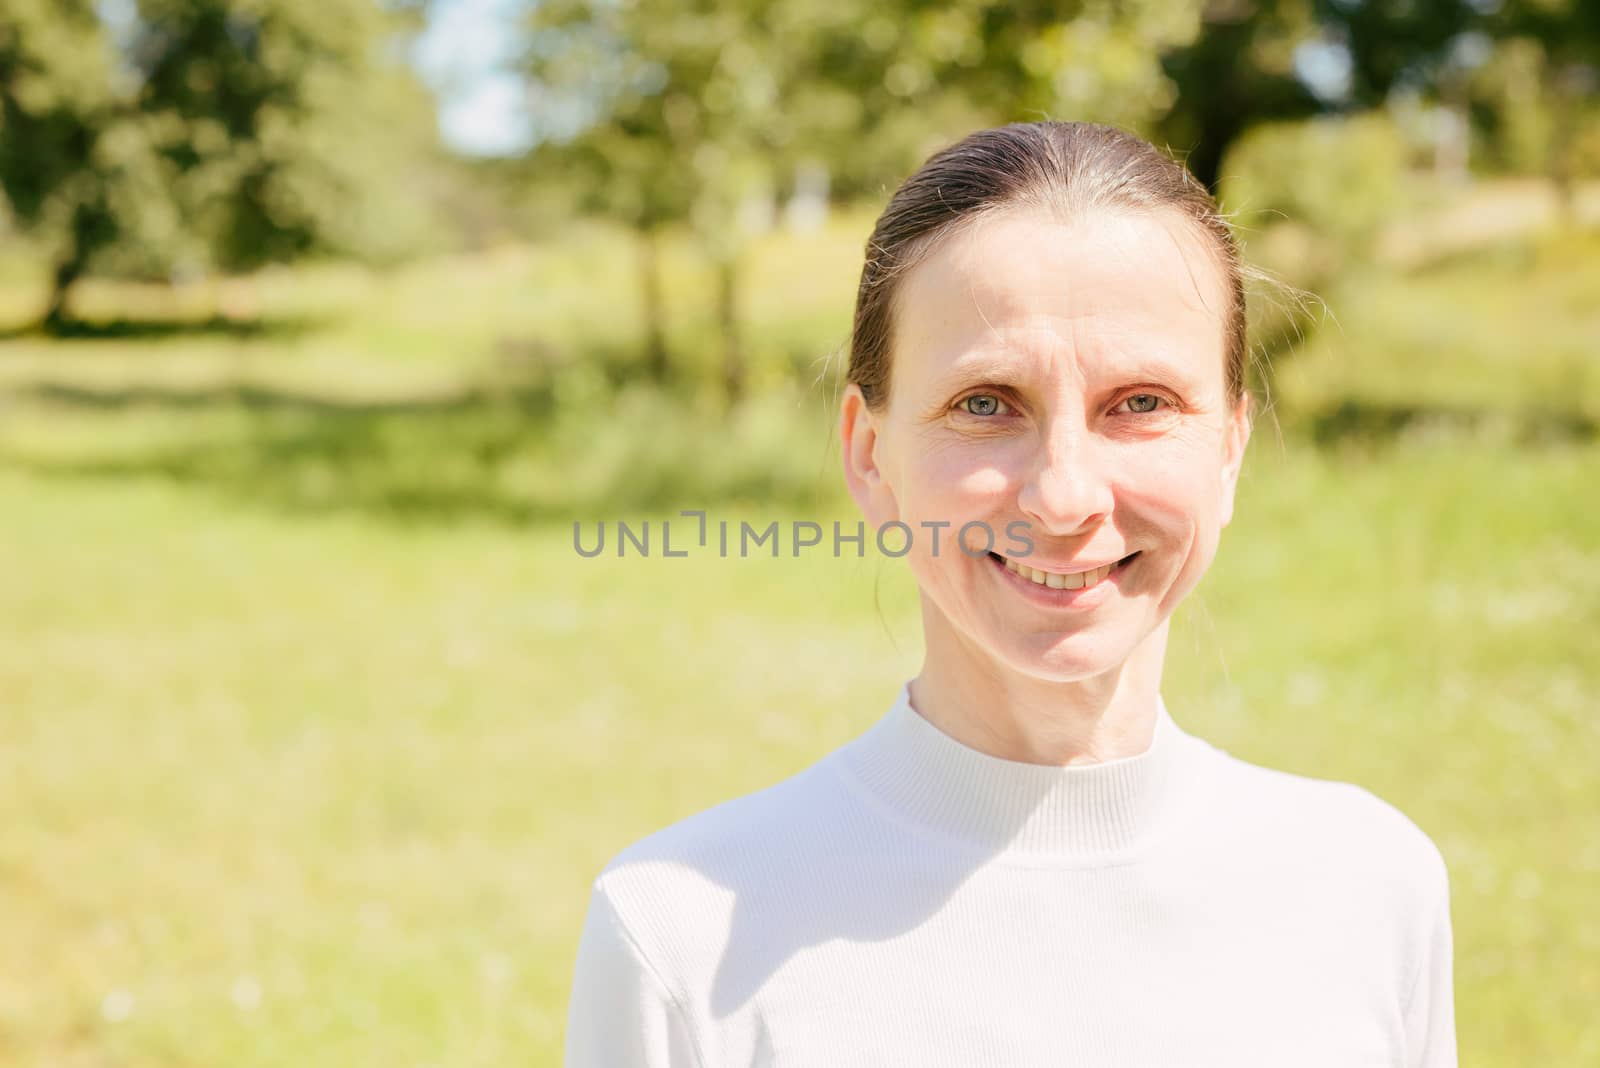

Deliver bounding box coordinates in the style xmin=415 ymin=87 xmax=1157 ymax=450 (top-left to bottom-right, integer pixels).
xmin=40 ymin=197 xmax=112 ymax=335
xmin=637 ymin=227 xmax=669 ymax=382
xmin=1548 ymin=64 xmax=1586 ymax=225
xmin=716 ymin=253 xmax=743 ymax=405
xmin=1159 ymin=16 xmax=1320 ymax=194
xmin=41 ymin=251 xmax=84 ymax=334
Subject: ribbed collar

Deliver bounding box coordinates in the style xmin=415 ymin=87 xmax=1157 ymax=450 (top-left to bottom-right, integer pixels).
xmin=834 ymin=681 xmax=1210 ymax=866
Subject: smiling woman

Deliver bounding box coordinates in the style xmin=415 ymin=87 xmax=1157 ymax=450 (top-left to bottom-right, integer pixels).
xmin=565 ymin=122 xmax=1457 ymax=1067
xmin=843 ymin=204 xmax=1251 ymax=705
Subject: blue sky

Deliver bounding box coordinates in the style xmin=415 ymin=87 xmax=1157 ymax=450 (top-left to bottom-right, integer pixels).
xmin=413 ymin=0 xmax=534 ymax=157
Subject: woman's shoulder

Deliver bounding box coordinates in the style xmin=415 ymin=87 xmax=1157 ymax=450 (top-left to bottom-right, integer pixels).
xmin=575 ymin=754 xmax=860 ymax=993
xmin=1197 ymin=738 xmax=1450 ymax=894
xmin=587 ymin=753 xmax=852 ymax=903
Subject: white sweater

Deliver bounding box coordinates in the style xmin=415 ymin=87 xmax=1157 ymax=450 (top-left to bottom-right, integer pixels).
xmin=565 ymin=683 xmax=1456 ymax=1067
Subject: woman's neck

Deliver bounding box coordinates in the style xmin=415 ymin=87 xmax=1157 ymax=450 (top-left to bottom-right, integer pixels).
xmin=910 ymin=610 xmax=1170 ymax=767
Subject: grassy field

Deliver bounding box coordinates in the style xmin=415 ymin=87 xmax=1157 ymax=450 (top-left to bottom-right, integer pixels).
xmin=1 ymin=187 xmax=1597 ymax=1065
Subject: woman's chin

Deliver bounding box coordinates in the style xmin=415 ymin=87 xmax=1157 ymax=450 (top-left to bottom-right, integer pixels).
xmin=923 ymin=580 xmax=1151 ymax=680
xmin=991 ymin=630 xmax=1136 ymax=683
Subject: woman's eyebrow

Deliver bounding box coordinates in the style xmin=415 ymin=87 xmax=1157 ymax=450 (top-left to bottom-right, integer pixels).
xmin=1103 ymin=356 xmax=1204 ymax=386
xmin=937 ymin=350 xmax=1203 ymax=390
xmin=937 ymin=354 xmax=1036 ymax=389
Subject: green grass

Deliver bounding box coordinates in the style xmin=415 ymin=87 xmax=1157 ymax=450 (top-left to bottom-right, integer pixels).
xmin=1274 ymin=225 xmax=1600 ymax=427
xmin=1 ymin=200 xmax=1597 ymax=1065
xmin=2 ymin=439 xmax=1595 ymax=1066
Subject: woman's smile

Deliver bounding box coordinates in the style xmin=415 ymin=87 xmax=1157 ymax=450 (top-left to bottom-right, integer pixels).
xmin=986 ymin=549 xmax=1141 ymax=608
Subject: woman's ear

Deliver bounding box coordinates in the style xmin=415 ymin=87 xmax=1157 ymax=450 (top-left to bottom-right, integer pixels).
xmin=840 ymin=383 xmax=898 ymax=526
xmin=1218 ymin=391 xmax=1252 ymax=528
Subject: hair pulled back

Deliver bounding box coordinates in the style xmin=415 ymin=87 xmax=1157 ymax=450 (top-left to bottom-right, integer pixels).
xmin=848 ymin=121 xmax=1253 ymax=411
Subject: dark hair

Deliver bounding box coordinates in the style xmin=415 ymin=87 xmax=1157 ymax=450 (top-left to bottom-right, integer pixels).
xmin=847 ymin=121 xmax=1263 ymax=411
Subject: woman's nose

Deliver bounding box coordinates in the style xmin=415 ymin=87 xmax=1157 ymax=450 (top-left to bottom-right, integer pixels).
xmin=1015 ymin=429 xmax=1114 ymax=537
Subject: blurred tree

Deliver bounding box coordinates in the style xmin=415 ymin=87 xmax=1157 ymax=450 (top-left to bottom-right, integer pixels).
xmin=0 ymin=0 xmax=130 ymax=328
xmin=521 ymin=0 xmax=699 ymax=387
xmin=527 ymin=0 xmax=881 ymax=402
xmin=518 ymin=0 xmax=1596 ymax=403
xmin=1488 ymin=0 xmax=1600 ymax=214
xmin=129 ymin=0 xmax=447 ymax=274
xmin=1319 ymin=0 xmax=1484 ymax=104
xmin=1217 ymin=111 xmax=1410 ymax=398
xmin=1158 ymin=0 xmax=1323 ymax=191
xmin=522 ymin=0 xmax=1218 ymax=402
xmin=0 ymin=0 xmax=446 ymax=331
xmin=1309 ymin=0 xmax=1599 ymax=197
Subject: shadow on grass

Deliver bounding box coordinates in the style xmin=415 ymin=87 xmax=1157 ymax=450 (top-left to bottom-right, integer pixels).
xmin=1305 ymin=398 xmax=1598 ymax=449
xmin=5 ymin=384 xmax=1593 ymax=527
xmin=0 ymin=375 xmax=841 ymax=526
xmin=10 ymin=380 xmax=506 ymax=415
xmin=0 ymin=313 xmax=334 ymax=344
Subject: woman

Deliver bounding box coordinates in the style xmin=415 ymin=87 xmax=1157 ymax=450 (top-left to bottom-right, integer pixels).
xmin=565 ymin=121 xmax=1456 ymax=1067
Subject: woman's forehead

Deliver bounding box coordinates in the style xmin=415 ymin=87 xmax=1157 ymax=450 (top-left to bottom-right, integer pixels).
xmin=891 ymin=206 xmax=1227 ymax=386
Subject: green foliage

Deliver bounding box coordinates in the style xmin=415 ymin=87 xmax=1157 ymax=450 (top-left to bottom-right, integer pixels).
xmin=1466 ymin=34 xmax=1600 ymax=183
xmin=0 ymin=0 xmax=130 ymax=320
xmin=0 ymin=0 xmax=449 ymax=326
xmin=523 ymin=0 xmax=1228 ymax=400
xmin=525 ymin=0 xmax=1221 ymax=236
xmin=1329 ymin=0 xmax=1487 ymax=104
xmin=134 ymin=0 xmax=447 ymax=270
xmin=0 ymin=2 xmax=112 ymax=215
xmin=1221 ymin=112 xmax=1412 ymax=260
xmin=1155 ymin=0 xmax=1323 ymax=189
xmin=1216 ymin=113 xmax=1414 ymax=390
xmin=1281 ymin=225 xmax=1600 ymax=429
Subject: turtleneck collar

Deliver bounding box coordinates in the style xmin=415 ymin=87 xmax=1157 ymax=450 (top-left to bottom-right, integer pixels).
xmin=833 ymin=681 xmax=1211 ymax=866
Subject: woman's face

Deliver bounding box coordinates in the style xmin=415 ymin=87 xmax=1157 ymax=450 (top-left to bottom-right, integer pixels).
xmin=841 ymin=206 xmax=1251 ymax=681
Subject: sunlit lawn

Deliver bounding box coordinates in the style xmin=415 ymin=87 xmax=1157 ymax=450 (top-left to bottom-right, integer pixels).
xmin=1 ymin=191 xmax=1597 ymax=1066
xmin=1278 ymin=225 xmax=1600 ymax=424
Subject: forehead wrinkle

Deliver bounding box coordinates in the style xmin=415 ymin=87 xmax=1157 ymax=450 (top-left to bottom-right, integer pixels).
xmin=1152 ymin=211 xmax=1221 ymax=320
xmin=943 ymin=341 xmax=1059 ymax=386
xmin=900 ymin=207 xmax=1220 ymax=400
xmin=940 ymin=326 xmax=1107 ymax=410
xmin=959 ymin=209 xmax=1177 ymax=330
xmin=966 ymin=246 xmax=1006 ymax=355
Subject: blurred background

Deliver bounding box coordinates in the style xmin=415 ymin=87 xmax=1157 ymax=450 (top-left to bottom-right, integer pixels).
xmin=1 ymin=0 xmax=1596 ymax=1064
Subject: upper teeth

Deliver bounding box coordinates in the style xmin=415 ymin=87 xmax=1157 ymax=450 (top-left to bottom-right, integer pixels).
xmin=1003 ymin=556 xmax=1118 ymax=590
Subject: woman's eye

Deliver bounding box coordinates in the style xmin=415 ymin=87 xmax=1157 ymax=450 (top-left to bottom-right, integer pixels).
xmin=958 ymin=393 xmax=1010 ymax=417
xmin=1119 ymin=394 xmax=1167 ymax=414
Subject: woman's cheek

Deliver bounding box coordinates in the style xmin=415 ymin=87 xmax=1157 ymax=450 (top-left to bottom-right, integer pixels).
xmin=1126 ymin=440 xmax=1222 ymax=509
xmin=1112 ymin=451 xmax=1196 ymax=513
xmin=909 ymin=452 xmax=1003 ymax=520
xmin=887 ymin=462 xmax=993 ymax=588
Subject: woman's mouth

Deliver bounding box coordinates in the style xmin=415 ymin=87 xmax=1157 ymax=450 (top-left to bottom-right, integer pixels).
xmin=986 ymin=550 xmax=1140 ymax=592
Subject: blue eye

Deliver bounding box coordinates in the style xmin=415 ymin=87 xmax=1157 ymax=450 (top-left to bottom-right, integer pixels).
xmin=959 ymin=393 xmax=1009 ymax=417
